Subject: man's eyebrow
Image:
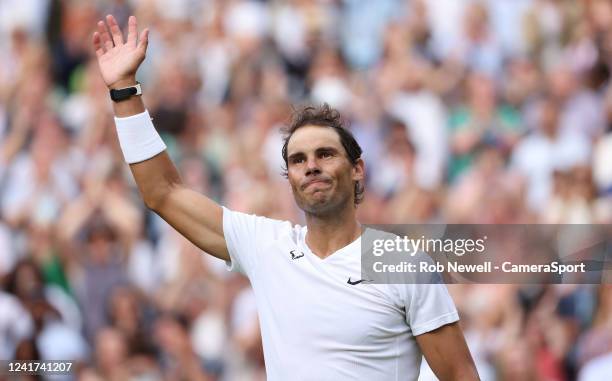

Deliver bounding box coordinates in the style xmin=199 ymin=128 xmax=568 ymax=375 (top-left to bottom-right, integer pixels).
xmin=316 ymin=146 xmax=339 ymax=153
xmin=287 ymin=152 xmax=305 ymax=160
xmin=288 ymin=146 xmax=339 ymax=158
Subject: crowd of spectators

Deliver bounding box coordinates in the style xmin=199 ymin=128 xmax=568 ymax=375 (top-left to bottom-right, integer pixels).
xmin=1 ymin=0 xmax=611 ymax=380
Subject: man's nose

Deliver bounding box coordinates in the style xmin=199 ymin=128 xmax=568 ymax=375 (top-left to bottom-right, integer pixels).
xmin=305 ymin=156 xmax=321 ymax=176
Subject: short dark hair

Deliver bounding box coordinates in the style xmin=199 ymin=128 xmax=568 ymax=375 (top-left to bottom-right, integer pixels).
xmin=281 ymin=103 xmax=364 ymax=205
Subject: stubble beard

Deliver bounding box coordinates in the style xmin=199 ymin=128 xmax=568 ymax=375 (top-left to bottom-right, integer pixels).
xmin=294 ymin=186 xmax=352 ymax=218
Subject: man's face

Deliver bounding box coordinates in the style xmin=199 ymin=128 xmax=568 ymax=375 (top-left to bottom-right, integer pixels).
xmin=286 ymin=125 xmax=364 ymax=216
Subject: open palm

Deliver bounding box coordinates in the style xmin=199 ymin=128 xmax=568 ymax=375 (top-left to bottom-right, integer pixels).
xmin=93 ymin=15 xmax=149 ymax=88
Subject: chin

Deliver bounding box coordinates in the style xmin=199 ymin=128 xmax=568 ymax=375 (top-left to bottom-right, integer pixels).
xmin=304 ymin=198 xmax=331 ymax=211
xmin=295 ymin=195 xmax=329 ymax=214
xmin=303 ymin=204 xmax=335 ymax=217
xmin=303 ymin=195 xmax=349 ymax=216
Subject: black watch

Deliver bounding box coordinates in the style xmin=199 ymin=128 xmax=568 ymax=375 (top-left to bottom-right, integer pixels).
xmin=109 ymin=82 xmax=142 ymax=102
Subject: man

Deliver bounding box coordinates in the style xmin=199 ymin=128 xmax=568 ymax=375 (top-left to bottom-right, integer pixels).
xmin=93 ymin=15 xmax=480 ymax=381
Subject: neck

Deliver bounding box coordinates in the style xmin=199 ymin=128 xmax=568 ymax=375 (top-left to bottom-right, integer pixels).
xmin=304 ymin=205 xmax=362 ymax=259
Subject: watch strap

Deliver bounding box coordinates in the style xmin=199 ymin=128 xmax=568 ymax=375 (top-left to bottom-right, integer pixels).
xmin=110 ymin=82 xmax=142 ymax=102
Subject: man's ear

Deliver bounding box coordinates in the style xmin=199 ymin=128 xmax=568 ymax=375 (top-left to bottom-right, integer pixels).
xmin=352 ymin=158 xmax=365 ymax=182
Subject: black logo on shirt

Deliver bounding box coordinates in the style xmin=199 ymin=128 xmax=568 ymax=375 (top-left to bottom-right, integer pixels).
xmin=290 ymin=250 xmax=304 ymax=260
xmin=347 ymin=277 xmax=373 ymax=285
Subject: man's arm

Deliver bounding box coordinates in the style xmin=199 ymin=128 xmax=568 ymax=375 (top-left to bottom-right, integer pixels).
xmin=415 ymin=322 xmax=480 ymax=381
xmin=92 ymin=15 xmax=229 ymax=261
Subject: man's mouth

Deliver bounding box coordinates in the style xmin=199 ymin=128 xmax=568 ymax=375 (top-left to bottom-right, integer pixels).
xmin=302 ymin=178 xmax=331 ymax=190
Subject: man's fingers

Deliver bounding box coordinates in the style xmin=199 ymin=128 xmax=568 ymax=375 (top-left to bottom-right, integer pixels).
xmin=92 ymin=32 xmax=105 ymax=58
xmin=137 ymin=28 xmax=149 ymax=53
xmin=106 ymin=15 xmax=124 ymax=46
xmin=97 ymin=21 xmax=114 ymax=51
xmin=127 ymin=16 xmax=137 ymax=47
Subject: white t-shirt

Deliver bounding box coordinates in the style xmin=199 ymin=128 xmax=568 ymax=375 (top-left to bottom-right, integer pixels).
xmin=222 ymin=207 xmax=459 ymax=381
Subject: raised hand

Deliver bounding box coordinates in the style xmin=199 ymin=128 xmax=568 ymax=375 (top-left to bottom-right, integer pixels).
xmin=93 ymin=15 xmax=149 ymax=89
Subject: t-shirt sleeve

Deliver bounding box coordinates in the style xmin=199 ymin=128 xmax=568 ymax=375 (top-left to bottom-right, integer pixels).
xmin=402 ymin=282 xmax=460 ymax=336
xmin=222 ymin=206 xmax=290 ymax=278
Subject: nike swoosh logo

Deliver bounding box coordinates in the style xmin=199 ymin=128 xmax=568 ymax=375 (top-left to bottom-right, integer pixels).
xmin=347 ymin=278 xmax=372 ymax=285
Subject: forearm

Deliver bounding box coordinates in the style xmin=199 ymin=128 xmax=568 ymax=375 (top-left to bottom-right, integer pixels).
xmin=446 ymin=365 xmax=480 ymax=381
xmin=109 ymin=78 xmax=183 ymax=209
xmin=129 ymin=151 xmax=183 ymax=210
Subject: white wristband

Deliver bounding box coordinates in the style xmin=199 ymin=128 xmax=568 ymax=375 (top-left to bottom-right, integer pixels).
xmin=114 ymin=110 xmax=167 ymax=164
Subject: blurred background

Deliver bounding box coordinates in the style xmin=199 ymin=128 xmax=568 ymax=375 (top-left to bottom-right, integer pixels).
xmin=1 ymin=0 xmax=612 ymax=380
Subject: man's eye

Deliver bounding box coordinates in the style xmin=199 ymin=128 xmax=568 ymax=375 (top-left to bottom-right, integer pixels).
xmin=320 ymin=152 xmax=332 ymax=158
xmin=292 ymin=157 xmax=305 ymax=164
